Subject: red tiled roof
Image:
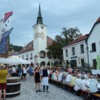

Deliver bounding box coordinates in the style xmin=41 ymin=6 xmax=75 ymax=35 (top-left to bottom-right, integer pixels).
xmin=64 ymin=34 xmax=89 ymax=47
xmin=18 ymin=41 xmax=33 ymax=54
xmin=96 ymin=17 xmax=100 ymax=23
xmin=3 ymin=12 xmax=13 ymax=22
xmin=18 ymin=36 xmax=53 ymax=54
xmin=47 ymin=36 xmax=54 ymax=46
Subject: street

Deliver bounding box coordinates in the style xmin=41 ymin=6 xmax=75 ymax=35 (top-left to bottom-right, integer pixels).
xmin=7 ymin=76 xmax=83 ymax=100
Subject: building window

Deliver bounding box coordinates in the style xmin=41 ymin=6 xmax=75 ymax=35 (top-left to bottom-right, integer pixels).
xmin=30 ymin=53 xmax=33 ymax=59
xmin=93 ymin=59 xmax=96 ymax=69
xmin=91 ymin=43 xmax=96 ymax=52
xmin=41 ymin=26 xmax=44 ymax=29
xmin=72 ymin=47 xmax=75 ymax=55
xmin=81 ymin=59 xmax=84 ymax=67
xmin=40 ymin=51 xmax=46 ymax=58
xmin=80 ymin=44 xmax=84 ymax=54
xmin=66 ymin=49 xmax=68 ymax=57
xmin=22 ymin=55 xmax=24 ymax=59
xmin=26 ymin=54 xmax=28 ymax=60
xmin=66 ymin=60 xmax=69 ymax=65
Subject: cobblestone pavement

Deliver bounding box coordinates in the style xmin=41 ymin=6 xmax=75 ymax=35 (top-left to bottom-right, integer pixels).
xmin=7 ymin=76 xmax=83 ymax=100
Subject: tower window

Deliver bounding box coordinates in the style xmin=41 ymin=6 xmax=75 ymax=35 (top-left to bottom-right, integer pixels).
xmin=41 ymin=26 xmax=44 ymax=29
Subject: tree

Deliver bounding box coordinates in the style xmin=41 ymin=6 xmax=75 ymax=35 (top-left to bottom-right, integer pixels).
xmin=47 ymin=41 xmax=63 ymax=59
xmin=47 ymin=27 xmax=82 ymax=59
xmin=61 ymin=27 xmax=82 ymax=45
xmin=9 ymin=44 xmax=23 ymax=52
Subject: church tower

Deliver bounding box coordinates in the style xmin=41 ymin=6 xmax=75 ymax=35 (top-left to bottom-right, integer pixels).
xmin=33 ymin=5 xmax=47 ymax=66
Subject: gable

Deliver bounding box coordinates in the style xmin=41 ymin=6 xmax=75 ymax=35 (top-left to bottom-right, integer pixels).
xmin=88 ymin=17 xmax=100 ymax=40
xmin=63 ymin=34 xmax=88 ymax=49
xmin=18 ymin=36 xmax=54 ymax=54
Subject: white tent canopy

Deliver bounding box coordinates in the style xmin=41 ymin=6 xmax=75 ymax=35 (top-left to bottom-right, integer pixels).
xmin=0 ymin=56 xmax=31 ymax=65
xmin=0 ymin=58 xmax=7 ymax=64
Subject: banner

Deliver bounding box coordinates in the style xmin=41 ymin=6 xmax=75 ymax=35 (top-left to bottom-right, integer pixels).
xmin=0 ymin=28 xmax=13 ymax=53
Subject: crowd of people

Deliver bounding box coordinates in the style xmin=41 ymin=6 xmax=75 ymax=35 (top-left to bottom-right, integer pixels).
xmin=0 ymin=64 xmax=100 ymax=100
xmin=0 ymin=64 xmax=50 ymax=98
xmin=6 ymin=64 xmax=34 ymax=80
xmin=50 ymin=67 xmax=100 ymax=99
xmin=0 ymin=64 xmax=34 ymax=100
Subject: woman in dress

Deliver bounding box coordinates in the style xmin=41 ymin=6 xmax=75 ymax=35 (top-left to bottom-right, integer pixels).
xmin=34 ymin=67 xmax=41 ymax=92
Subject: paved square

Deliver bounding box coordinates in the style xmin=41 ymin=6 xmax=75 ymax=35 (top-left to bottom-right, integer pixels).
xmin=7 ymin=76 xmax=83 ymax=100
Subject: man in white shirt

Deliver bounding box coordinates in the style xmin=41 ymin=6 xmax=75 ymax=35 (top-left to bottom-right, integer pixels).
xmin=12 ymin=65 xmax=16 ymax=76
xmin=74 ymin=74 xmax=82 ymax=96
xmin=80 ymin=75 xmax=89 ymax=91
xmin=65 ymin=72 xmax=72 ymax=84
xmin=88 ymin=75 xmax=98 ymax=93
xmin=58 ymin=72 xmax=63 ymax=82
xmin=87 ymin=74 xmax=99 ymax=100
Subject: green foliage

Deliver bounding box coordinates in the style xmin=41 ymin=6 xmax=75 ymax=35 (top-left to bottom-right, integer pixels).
xmin=47 ymin=27 xmax=82 ymax=59
xmin=9 ymin=44 xmax=23 ymax=52
xmin=47 ymin=41 xmax=63 ymax=59
xmin=61 ymin=27 xmax=82 ymax=45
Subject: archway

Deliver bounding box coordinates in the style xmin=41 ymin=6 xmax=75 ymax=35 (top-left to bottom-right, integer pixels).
xmin=54 ymin=61 xmax=58 ymax=66
xmin=47 ymin=51 xmax=52 ymax=58
xmin=40 ymin=51 xmax=46 ymax=58
xmin=40 ymin=61 xmax=46 ymax=66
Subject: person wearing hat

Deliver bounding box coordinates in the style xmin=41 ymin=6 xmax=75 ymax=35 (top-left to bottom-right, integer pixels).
xmin=0 ymin=64 xmax=9 ymax=100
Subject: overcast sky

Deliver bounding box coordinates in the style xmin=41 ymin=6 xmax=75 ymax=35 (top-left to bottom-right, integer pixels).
xmin=0 ymin=0 xmax=100 ymax=46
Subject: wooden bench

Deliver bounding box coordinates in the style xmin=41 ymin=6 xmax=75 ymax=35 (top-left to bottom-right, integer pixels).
xmin=50 ymin=79 xmax=64 ymax=88
xmin=49 ymin=79 xmax=100 ymax=99
xmin=80 ymin=90 xmax=89 ymax=96
xmin=79 ymin=90 xmax=100 ymax=100
xmin=49 ymin=79 xmax=73 ymax=91
xmin=93 ymin=93 xmax=100 ymax=99
xmin=63 ymin=83 xmax=73 ymax=91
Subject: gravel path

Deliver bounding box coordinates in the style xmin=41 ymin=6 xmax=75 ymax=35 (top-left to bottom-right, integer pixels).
xmin=7 ymin=76 xmax=83 ymax=100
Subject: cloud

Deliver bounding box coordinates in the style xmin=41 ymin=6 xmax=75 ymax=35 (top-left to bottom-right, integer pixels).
xmin=0 ymin=0 xmax=100 ymax=46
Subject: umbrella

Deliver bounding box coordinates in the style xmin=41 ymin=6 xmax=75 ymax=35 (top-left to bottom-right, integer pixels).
xmin=96 ymin=55 xmax=100 ymax=70
xmin=5 ymin=56 xmax=31 ymax=65
xmin=0 ymin=58 xmax=7 ymax=64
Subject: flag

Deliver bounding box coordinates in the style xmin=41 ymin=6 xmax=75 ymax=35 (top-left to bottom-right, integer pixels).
xmin=0 ymin=18 xmax=4 ymax=34
xmin=0 ymin=28 xmax=13 ymax=53
xmin=3 ymin=12 xmax=13 ymax=23
xmin=0 ymin=12 xmax=13 ymax=34
xmin=0 ymin=19 xmax=3 ymax=22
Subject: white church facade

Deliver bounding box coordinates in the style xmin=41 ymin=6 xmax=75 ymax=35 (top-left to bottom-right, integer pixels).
xmin=17 ymin=5 xmax=59 ymax=66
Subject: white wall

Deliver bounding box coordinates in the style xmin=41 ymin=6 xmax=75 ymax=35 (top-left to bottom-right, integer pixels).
xmin=88 ymin=23 xmax=100 ymax=67
xmin=18 ymin=50 xmax=34 ymax=63
xmin=63 ymin=40 xmax=88 ymax=67
xmin=33 ymin=24 xmax=47 ymax=52
xmin=33 ymin=24 xmax=47 ymax=65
